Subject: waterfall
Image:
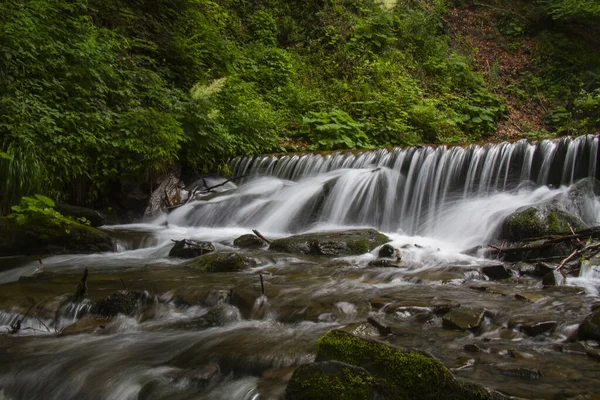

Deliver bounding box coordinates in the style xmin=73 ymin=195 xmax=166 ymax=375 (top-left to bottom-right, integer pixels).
xmin=169 ymin=135 xmax=600 ymax=246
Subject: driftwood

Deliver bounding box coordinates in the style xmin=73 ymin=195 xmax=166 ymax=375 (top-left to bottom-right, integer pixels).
xmin=165 ymin=174 xmax=249 ymax=213
xmin=556 ymin=242 xmax=600 ymax=272
xmin=73 ymin=268 xmax=89 ymax=302
xmin=252 ymin=229 xmax=271 ymax=244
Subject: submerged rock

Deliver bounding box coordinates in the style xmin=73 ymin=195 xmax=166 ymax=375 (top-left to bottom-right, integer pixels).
xmin=269 ymin=229 xmax=390 ymax=257
xmin=378 ymin=244 xmax=401 ymax=260
xmin=0 ymin=217 xmax=113 ymax=257
xmin=234 ymin=234 xmax=268 ymax=249
xmin=169 ymin=239 xmax=215 ymax=258
xmin=442 ymin=307 xmax=485 ymax=331
xmin=579 ymin=310 xmax=600 ymax=341
xmin=501 ymin=205 xmax=588 ymax=242
xmin=189 ymin=252 xmax=258 ymax=272
xmin=91 ymin=290 xmax=144 ymax=317
xmin=286 ymin=329 xmax=506 ymax=400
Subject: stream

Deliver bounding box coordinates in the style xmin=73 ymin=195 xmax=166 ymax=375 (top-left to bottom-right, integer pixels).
xmin=1 ymin=136 xmax=600 ymax=399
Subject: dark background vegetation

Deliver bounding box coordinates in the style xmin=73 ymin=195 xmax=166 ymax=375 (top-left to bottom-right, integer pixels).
xmin=1 ymin=0 xmax=599 ymax=213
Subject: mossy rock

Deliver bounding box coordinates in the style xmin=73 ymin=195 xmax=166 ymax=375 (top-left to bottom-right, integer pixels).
xmin=579 ymin=310 xmax=600 ymax=341
xmin=233 ymin=234 xmax=267 ymax=249
xmin=91 ymin=290 xmax=143 ymax=317
xmin=189 ymin=252 xmax=258 ymax=272
xmin=500 ymin=205 xmax=587 ymax=242
xmin=269 ymin=229 xmax=390 ymax=257
xmin=0 ymin=217 xmax=113 ymax=257
xmin=286 ymin=361 xmax=376 ymax=400
xmin=299 ymin=329 xmax=503 ymax=400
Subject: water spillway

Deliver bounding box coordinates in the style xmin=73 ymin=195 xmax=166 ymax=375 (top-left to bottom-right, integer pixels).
xmin=169 ymin=135 xmax=600 ymax=249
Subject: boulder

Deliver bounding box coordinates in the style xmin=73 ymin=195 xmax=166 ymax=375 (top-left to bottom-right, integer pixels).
xmin=169 ymin=239 xmax=215 ymax=258
xmin=542 ymin=270 xmax=565 ymax=287
xmin=481 ymin=264 xmax=512 ymax=280
xmin=378 ymin=244 xmax=401 ymax=260
xmin=286 ymin=361 xmax=375 ymax=400
xmin=234 ymin=234 xmax=268 ymax=249
xmin=91 ymin=290 xmax=144 ymax=317
xmin=579 ymin=310 xmax=600 ymax=341
xmin=442 ymin=307 xmax=485 ymax=331
xmin=501 ymin=205 xmax=588 ymax=242
xmin=568 ymin=177 xmax=600 ymax=224
xmin=144 ymin=172 xmax=184 ymax=217
xmin=286 ymin=329 xmax=507 ymax=400
xmin=54 ymin=204 xmax=110 ymax=227
xmin=0 ymin=217 xmax=113 ymax=257
xmin=269 ymin=229 xmax=390 ymax=257
xmin=189 ymin=252 xmax=258 ymax=272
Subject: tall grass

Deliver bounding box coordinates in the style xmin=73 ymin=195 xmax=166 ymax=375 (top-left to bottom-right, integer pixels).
xmin=0 ymin=143 xmax=47 ymax=216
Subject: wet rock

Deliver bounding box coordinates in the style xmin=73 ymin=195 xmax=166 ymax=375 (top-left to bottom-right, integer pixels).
xmin=286 ymin=360 xmax=375 ymax=400
xmin=91 ymin=290 xmax=143 ymax=317
xmin=464 ymin=344 xmax=483 ymax=353
xmin=481 ymin=264 xmax=512 ymax=280
xmin=341 ymin=321 xmax=381 ymax=338
xmin=166 ymin=363 xmax=220 ymax=386
xmin=366 ymin=316 xmax=392 ymax=336
xmin=0 ymin=217 xmax=113 ymax=257
xmin=144 ymin=172 xmax=183 ymax=217
xmin=500 ymin=367 xmax=543 ymax=380
xmin=501 ymin=205 xmax=588 ymax=242
xmin=430 ymin=299 xmax=461 ymax=315
xmin=367 ymin=259 xmax=402 ymax=268
xmin=59 ymin=316 xmax=107 ymax=336
xmin=189 ymin=252 xmax=258 ymax=272
xmin=233 ymin=234 xmax=267 ymax=249
xmin=534 ymin=262 xmax=554 ymax=277
xmin=442 ymin=307 xmax=485 ymax=331
xmin=578 ymin=310 xmax=600 ymax=341
xmin=201 ymin=304 xmax=242 ymax=326
xmin=378 ymin=244 xmax=401 ymax=260
xmin=568 ymin=177 xmax=600 ymax=223
xmin=542 ymin=270 xmax=565 ymax=287
xmin=514 ymin=292 xmax=546 ymax=303
xmin=54 ymin=204 xmax=110 ymax=227
xmin=520 ymin=321 xmax=558 ymax=337
xmin=169 ymin=239 xmax=215 ymax=258
xmin=296 ymin=329 xmax=507 ymax=399
xmin=269 ymin=229 xmax=390 ymax=257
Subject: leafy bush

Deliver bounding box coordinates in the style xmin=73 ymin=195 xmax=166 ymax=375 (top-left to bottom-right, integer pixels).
xmin=302 ymin=110 xmax=371 ymax=150
xmin=8 ymin=195 xmax=89 ymax=226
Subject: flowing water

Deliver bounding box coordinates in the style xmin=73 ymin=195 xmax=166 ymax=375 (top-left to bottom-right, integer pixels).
xmin=1 ymin=136 xmax=600 ymax=400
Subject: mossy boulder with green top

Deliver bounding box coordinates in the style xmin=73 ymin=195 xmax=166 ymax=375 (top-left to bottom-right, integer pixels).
xmin=188 ymin=252 xmax=258 ymax=272
xmin=501 ymin=205 xmax=588 ymax=242
xmin=269 ymin=229 xmax=390 ymax=257
xmin=286 ymin=329 xmax=507 ymax=400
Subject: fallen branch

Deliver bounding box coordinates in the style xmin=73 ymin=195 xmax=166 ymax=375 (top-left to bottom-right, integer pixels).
xmin=253 ymin=229 xmax=271 ymax=244
xmin=200 ymin=175 xmax=248 ymax=193
xmin=259 ymin=274 xmax=265 ymax=296
xmin=556 ymin=242 xmax=600 ymax=272
xmin=73 ymin=268 xmax=89 ymax=302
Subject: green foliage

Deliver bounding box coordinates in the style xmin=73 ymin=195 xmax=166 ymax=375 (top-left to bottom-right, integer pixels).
xmin=543 ymin=0 xmax=600 ymax=20
xmin=8 ymin=195 xmax=89 ymax=226
xmin=302 ymin=110 xmax=371 ymax=150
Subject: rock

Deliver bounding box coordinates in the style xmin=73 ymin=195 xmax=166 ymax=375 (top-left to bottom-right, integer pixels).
xmin=442 ymin=307 xmax=485 ymax=331
xmin=501 ymin=205 xmax=588 ymax=242
xmin=91 ymin=290 xmax=144 ymax=317
xmin=289 ymin=329 xmax=507 ymax=400
xmin=481 ymin=264 xmax=512 ymax=280
xmin=542 ymin=270 xmax=565 ymax=287
xmin=514 ymin=292 xmax=546 ymax=303
xmin=269 ymin=229 xmax=390 ymax=257
xmin=200 ymin=304 xmax=241 ymax=326
xmin=568 ymin=177 xmax=600 ymax=224
xmin=144 ymin=172 xmax=184 ymax=217
xmin=366 ymin=316 xmax=392 ymax=336
xmin=59 ymin=316 xmax=108 ymax=336
xmin=188 ymin=252 xmax=258 ymax=272
xmin=54 ymin=204 xmax=110 ymax=227
xmin=168 ymin=239 xmax=215 ymax=258
xmin=579 ymin=310 xmax=600 ymax=341
xmin=0 ymin=217 xmax=113 ymax=257
xmin=233 ymin=234 xmax=268 ymax=249
xmin=520 ymin=321 xmax=558 ymax=337
xmin=430 ymin=299 xmax=461 ymax=315
xmin=500 ymin=367 xmax=543 ymax=380
xmin=378 ymin=244 xmax=401 ymax=260
xmin=367 ymin=259 xmax=402 ymax=268
xmin=286 ymin=360 xmax=376 ymax=400
xmin=464 ymin=344 xmax=482 ymax=353
xmin=166 ymin=363 xmax=220 ymax=386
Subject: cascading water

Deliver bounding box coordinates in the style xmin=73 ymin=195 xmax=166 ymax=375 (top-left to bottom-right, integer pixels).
xmin=2 ymin=135 xmax=600 ymax=400
xmin=169 ymin=135 xmax=600 ymax=250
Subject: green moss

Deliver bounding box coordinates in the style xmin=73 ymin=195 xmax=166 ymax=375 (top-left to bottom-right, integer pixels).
xmin=269 ymin=229 xmax=390 ymax=256
xmin=547 ymin=210 xmax=588 ymax=234
xmin=502 ymin=206 xmax=588 ymax=242
xmin=286 ymin=361 xmax=374 ymax=400
xmin=190 ymin=252 xmax=256 ymax=272
xmin=315 ymin=330 xmax=495 ymax=400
